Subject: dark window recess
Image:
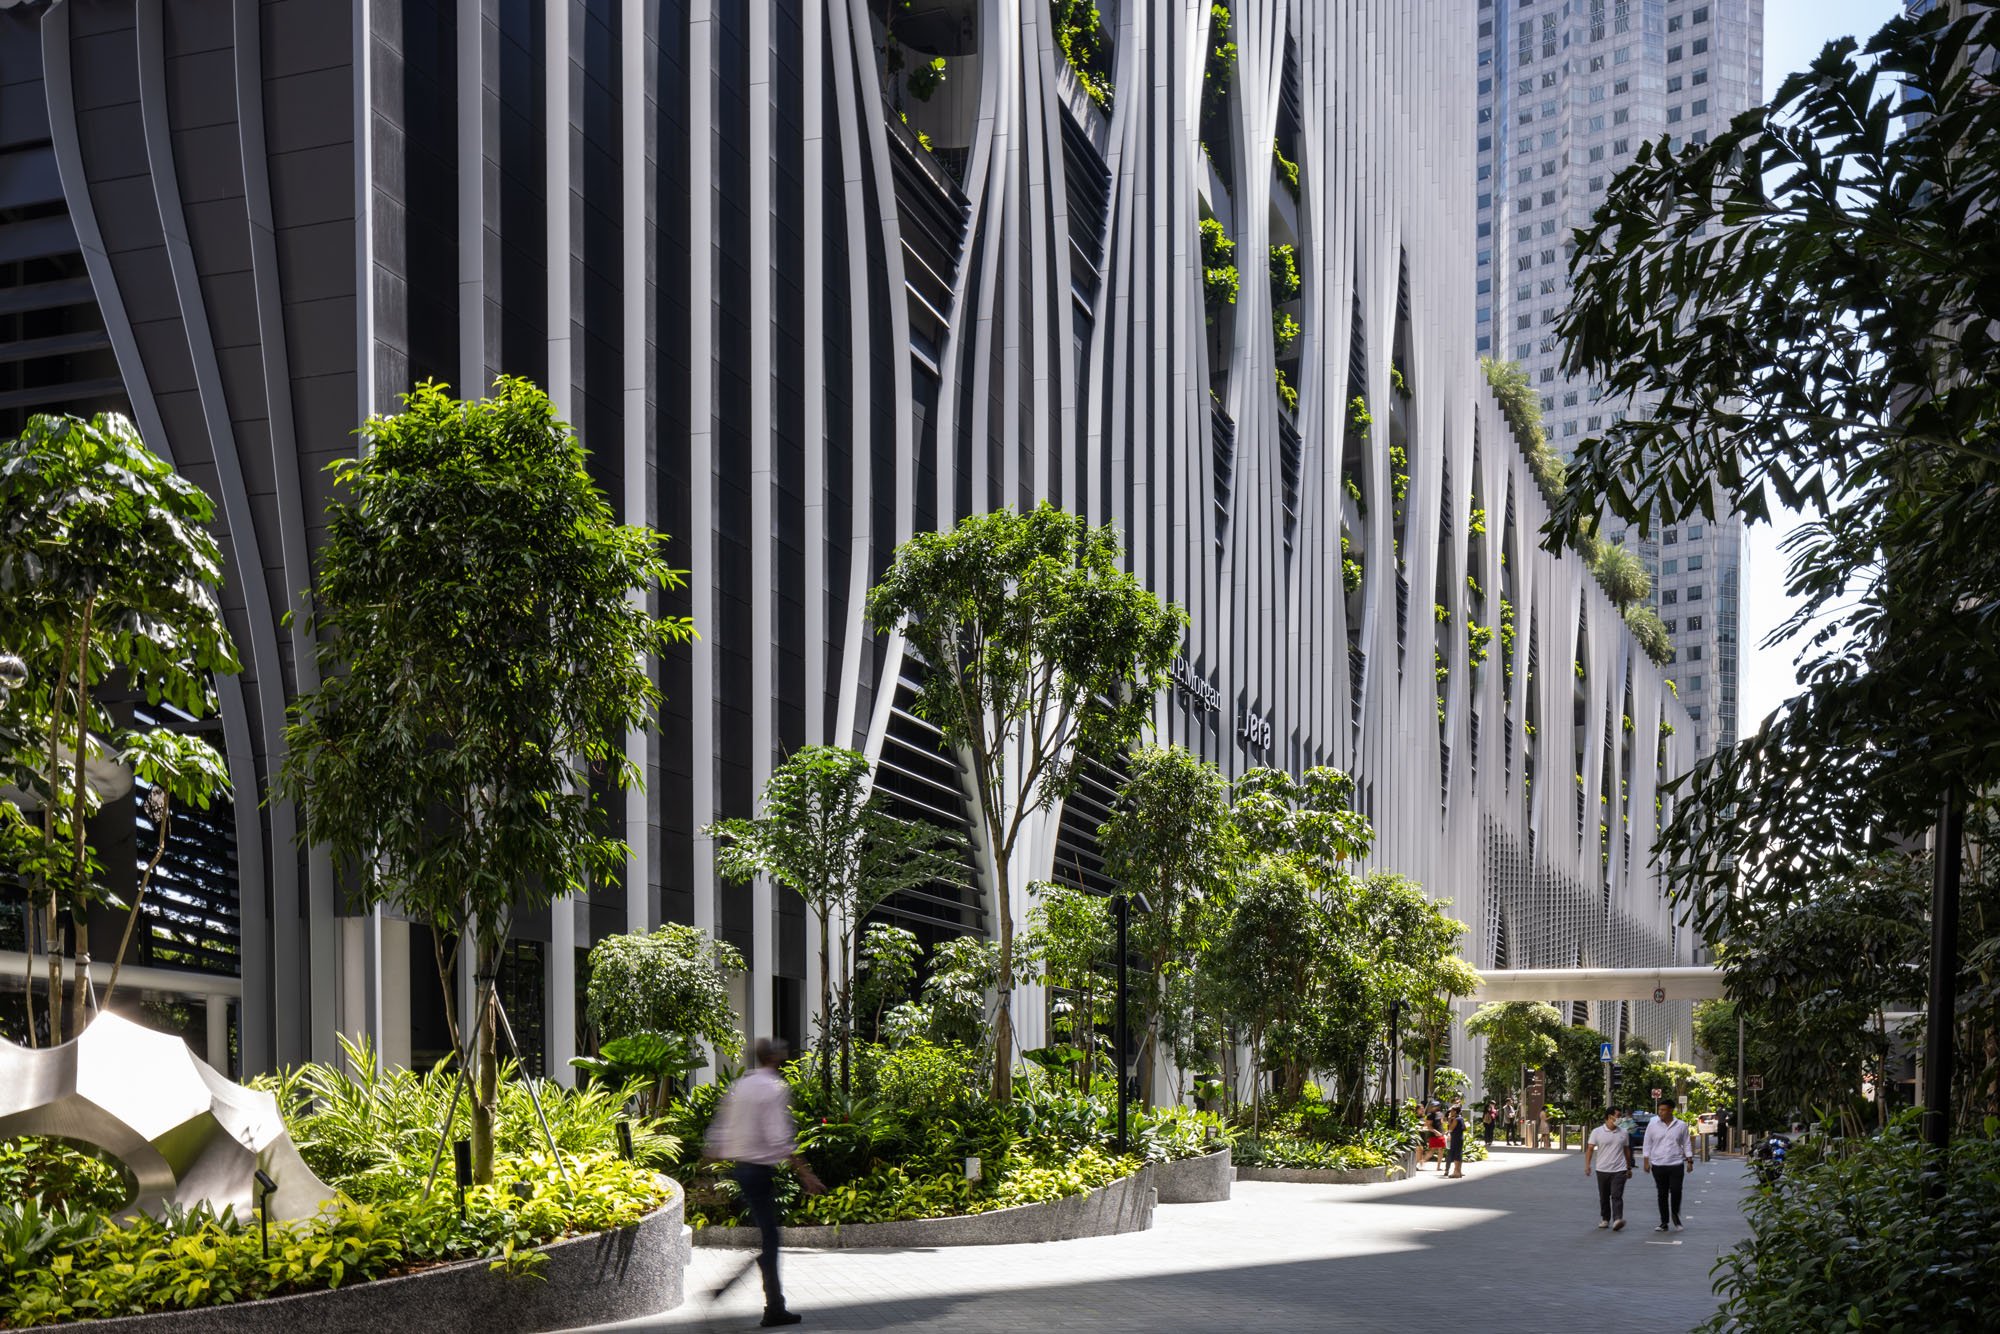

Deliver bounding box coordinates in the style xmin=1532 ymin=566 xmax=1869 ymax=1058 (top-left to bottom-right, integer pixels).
xmin=1276 ymin=31 xmax=1303 ymax=164
xmin=1060 ymin=106 xmax=1110 ymax=303
xmin=1278 ymin=412 xmax=1302 ymax=561
xmin=1211 ymin=400 xmax=1235 ymax=556
xmin=886 ymin=115 xmax=969 ymax=371
xmin=495 ymin=939 xmax=546 ymax=1077
xmin=865 ymin=664 xmax=986 ymax=954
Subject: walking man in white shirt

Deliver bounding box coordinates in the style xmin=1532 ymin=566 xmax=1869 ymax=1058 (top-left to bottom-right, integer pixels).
xmin=705 ymin=1037 xmax=823 ymax=1327
xmin=1582 ymin=1106 xmax=1632 ymax=1230
xmin=1641 ymin=1096 xmax=1695 ymax=1232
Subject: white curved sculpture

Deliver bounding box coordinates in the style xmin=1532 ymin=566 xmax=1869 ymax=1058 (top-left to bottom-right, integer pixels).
xmin=0 ymin=1012 xmax=334 ymax=1220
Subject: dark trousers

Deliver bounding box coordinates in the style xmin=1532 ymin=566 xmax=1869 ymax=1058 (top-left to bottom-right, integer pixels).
xmin=734 ymin=1163 xmax=785 ymax=1312
xmin=1595 ymin=1168 xmax=1628 ymax=1222
xmin=1652 ymin=1162 xmax=1686 ymax=1226
xmin=1483 ymin=1121 xmax=1496 ymax=1146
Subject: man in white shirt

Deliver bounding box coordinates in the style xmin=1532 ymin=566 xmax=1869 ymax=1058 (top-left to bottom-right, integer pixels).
xmin=1582 ymin=1105 xmax=1633 ymax=1230
xmin=1641 ymin=1096 xmax=1695 ymax=1232
xmin=706 ymin=1038 xmax=823 ymax=1327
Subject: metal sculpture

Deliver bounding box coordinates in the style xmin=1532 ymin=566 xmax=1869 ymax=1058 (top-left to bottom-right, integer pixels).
xmin=0 ymin=1012 xmax=334 ymax=1220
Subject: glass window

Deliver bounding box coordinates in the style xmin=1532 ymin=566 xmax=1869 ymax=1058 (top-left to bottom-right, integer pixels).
xmin=1692 ymin=36 xmax=1708 ymax=55
xmin=1686 ymin=554 xmax=1703 ymax=571
xmin=1663 ymin=559 xmax=1678 ymax=574
xmin=1687 ymin=615 xmax=1702 ymax=631
xmin=1667 ymin=74 xmax=1684 ymax=93
xmin=1668 ymin=45 xmax=1683 ymax=62
xmin=1686 ymin=524 xmax=1703 ymax=539
xmin=1688 ymin=585 xmax=1704 ymax=601
xmin=1662 ymin=589 xmax=1677 ymax=605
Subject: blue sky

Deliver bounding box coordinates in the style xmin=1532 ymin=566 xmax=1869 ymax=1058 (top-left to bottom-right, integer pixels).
xmin=1736 ymin=0 xmax=1901 ymax=729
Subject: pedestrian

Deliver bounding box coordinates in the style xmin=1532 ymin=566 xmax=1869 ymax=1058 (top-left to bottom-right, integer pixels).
xmin=1426 ymin=1102 xmax=1448 ymax=1172
xmin=1582 ymin=1105 xmax=1632 ymax=1230
xmin=1482 ymin=1100 xmax=1498 ymax=1148
xmin=1445 ymin=1103 xmax=1467 ymax=1178
xmin=1504 ymin=1098 xmax=1519 ymax=1144
xmin=1642 ymin=1096 xmax=1695 ymax=1232
xmin=704 ymin=1037 xmax=824 ymax=1327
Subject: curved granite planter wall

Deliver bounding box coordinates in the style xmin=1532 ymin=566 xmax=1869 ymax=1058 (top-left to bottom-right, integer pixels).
xmin=58 ymin=1180 xmax=688 ymax=1334
xmin=695 ymin=1167 xmax=1155 ymax=1249
xmin=1151 ymin=1148 xmax=1233 ymax=1203
xmin=1234 ymin=1163 xmax=1401 ymax=1185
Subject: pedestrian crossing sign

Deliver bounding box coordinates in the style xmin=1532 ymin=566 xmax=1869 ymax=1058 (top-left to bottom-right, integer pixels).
xmin=1600 ymin=1042 xmax=1613 ymax=1063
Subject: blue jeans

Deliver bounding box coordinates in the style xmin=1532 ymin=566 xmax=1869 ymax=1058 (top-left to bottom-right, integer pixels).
xmin=733 ymin=1163 xmax=784 ymax=1312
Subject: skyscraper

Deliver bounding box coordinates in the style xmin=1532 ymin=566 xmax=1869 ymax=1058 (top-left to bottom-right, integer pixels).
xmin=1473 ymin=0 xmax=1762 ymax=755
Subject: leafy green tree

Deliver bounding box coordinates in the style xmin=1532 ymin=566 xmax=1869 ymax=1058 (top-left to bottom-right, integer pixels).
xmin=853 ymin=922 xmax=921 ymax=1044
xmin=1465 ymin=1001 xmax=1564 ymax=1111
xmin=1026 ymin=881 xmax=1113 ymax=1092
xmin=1411 ymin=954 xmax=1483 ymax=1103
xmin=707 ymin=744 xmax=954 ymax=1101
xmin=1553 ymin=7 xmax=2000 ymax=967
xmin=579 ymin=923 xmax=744 ymax=1111
xmin=0 ymin=412 xmax=236 ymax=1044
xmin=279 ymin=378 xmax=694 ymax=1183
xmin=1229 ymin=766 xmax=1374 ymax=871
xmin=1206 ymin=855 xmax=1319 ymax=1134
xmin=1099 ymin=744 xmax=1235 ymax=1101
xmin=866 ymin=503 xmax=1183 ymax=1101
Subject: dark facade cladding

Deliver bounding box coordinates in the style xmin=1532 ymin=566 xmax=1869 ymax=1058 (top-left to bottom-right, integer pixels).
xmin=0 ymin=1 xmax=1698 ymax=1076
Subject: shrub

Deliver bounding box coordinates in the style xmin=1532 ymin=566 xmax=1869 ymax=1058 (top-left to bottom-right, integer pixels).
xmin=1702 ymin=1121 xmax=2000 ymax=1333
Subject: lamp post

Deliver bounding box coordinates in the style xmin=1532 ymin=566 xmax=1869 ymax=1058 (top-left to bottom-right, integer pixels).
xmin=1387 ymin=999 xmax=1401 ymax=1128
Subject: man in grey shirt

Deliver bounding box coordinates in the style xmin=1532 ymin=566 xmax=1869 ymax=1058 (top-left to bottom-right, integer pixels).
xmin=706 ymin=1037 xmax=823 ymax=1326
xmin=1582 ymin=1106 xmax=1632 ymax=1230
xmin=1642 ymin=1096 xmax=1696 ymax=1232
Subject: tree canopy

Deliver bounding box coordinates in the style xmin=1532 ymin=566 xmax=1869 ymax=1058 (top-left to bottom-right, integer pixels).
xmin=1554 ymin=6 xmax=2000 ymax=933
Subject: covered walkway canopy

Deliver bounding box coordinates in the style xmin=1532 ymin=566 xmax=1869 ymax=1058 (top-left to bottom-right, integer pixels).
xmin=1469 ymin=966 xmax=1726 ymax=1003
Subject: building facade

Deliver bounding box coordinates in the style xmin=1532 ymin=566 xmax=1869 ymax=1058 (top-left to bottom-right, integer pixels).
xmin=1 ymin=0 xmax=1696 ymax=1081
xmin=1473 ymin=0 xmax=1760 ymax=757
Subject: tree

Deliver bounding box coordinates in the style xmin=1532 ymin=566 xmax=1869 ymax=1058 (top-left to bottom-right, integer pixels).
xmin=853 ymin=922 xmax=921 ymax=1044
xmin=0 ymin=412 xmax=235 ymax=1045
xmin=1099 ymin=744 xmax=1235 ymax=1101
xmin=1206 ymin=855 xmax=1320 ymax=1134
xmin=866 ymin=503 xmax=1183 ymax=1101
xmin=1553 ymin=7 xmax=2000 ymax=955
xmin=279 ymin=378 xmax=694 ymax=1183
xmin=1026 ymin=881 xmax=1113 ymax=1092
xmin=1465 ymin=1001 xmax=1564 ymax=1111
xmin=1411 ymin=955 xmax=1483 ymax=1103
xmin=707 ymin=744 xmax=954 ymax=1102
xmin=579 ymin=924 xmax=744 ymax=1112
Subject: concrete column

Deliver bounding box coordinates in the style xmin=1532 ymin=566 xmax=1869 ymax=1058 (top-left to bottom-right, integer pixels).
xmin=206 ymin=994 xmax=231 ymax=1074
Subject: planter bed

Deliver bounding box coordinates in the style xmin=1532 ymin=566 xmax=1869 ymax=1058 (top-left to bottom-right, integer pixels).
xmin=694 ymin=1167 xmax=1154 ymax=1249
xmin=47 ymin=1182 xmax=689 ymax=1334
xmin=1234 ymin=1163 xmax=1398 ymax=1185
xmin=1151 ymin=1147 xmax=1233 ymax=1203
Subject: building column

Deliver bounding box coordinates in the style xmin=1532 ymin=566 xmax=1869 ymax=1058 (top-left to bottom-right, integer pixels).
xmin=206 ymin=994 xmax=231 ymax=1074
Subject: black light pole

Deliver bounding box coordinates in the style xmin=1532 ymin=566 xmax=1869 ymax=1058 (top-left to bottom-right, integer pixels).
xmin=1922 ymin=788 xmax=1964 ymax=1158
xmin=1114 ymin=890 xmax=1130 ymax=1154
xmin=1387 ymin=999 xmax=1401 ymax=1128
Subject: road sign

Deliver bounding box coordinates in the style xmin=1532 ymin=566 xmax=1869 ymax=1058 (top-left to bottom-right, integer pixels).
xmin=1600 ymin=1042 xmax=1614 ymax=1063
xmin=1651 ymin=1087 xmax=1663 ymax=1101
xmin=1653 ymin=986 xmax=1666 ymax=1004
xmin=1745 ymin=1075 xmax=1764 ymax=1092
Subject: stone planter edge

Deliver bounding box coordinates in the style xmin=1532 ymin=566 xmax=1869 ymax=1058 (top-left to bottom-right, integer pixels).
xmin=56 ymin=1177 xmax=689 ymax=1334
xmin=1150 ymin=1147 xmax=1233 ymax=1203
xmin=693 ymin=1165 xmax=1156 ymax=1249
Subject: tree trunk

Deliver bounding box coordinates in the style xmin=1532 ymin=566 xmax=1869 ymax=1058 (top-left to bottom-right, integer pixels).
xmin=839 ymin=924 xmax=855 ymax=1098
xmin=991 ymin=853 xmax=1015 ymax=1103
xmin=64 ymin=597 xmax=95 ymax=1039
xmin=45 ymin=903 xmax=63 ymax=1046
xmin=103 ymin=807 xmax=172 ymax=1010
xmin=817 ymin=910 xmax=833 ymax=1108
xmin=471 ymin=936 xmax=499 ymax=1185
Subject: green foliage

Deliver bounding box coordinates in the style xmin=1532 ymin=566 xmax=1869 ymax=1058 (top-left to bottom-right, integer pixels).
xmin=1271 ymin=312 xmax=1301 ymax=359
xmin=1481 ymin=356 xmax=1567 ymax=507
xmin=1341 ymin=536 xmax=1363 ymax=595
xmin=708 ymin=744 xmax=956 ymax=1098
xmin=1272 ymin=140 xmax=1299 ymax=199
xmin=866 ymin=503 xmax=1184 ymax=1102
xmin=0 ymin=1139 xmax=128 ymax=1216
xmin=582 ymin=924 xmax=743 ymax=1111
xmin=1051 ymin=0 xmax=1114 ymax=111
xmin=905 ymin=54 xmax=947 ymax=102
xmin=1701 ymin=1120 xmax=2000 ymax=1333
xmin=1199 ymin=217 xmax=1239 ymax=318
xmin=1591 ymin=543 xmax=1651 ymax=609
xmin=1273 ymin=367 xmax=1297 ymax=415
xmin=1268 ymin=243 xmax=1300 ymax=307
xmin=278 ymin=379 xmax=693 ymax=1183
xmin=1623 ymin=604 xmax=1672 ymax=666
xmin=1555 ymin=7 xmax=2000 ymax=961
xmin=0 ymin=411 xmax=237 ymax=1042
xmin=854 ymin=922 xmax=922 ymax=1043
xmin=1026 ymin=882 xmax=1112 ymax=1092
xmin=1465 ymin=1001 xmax=1564 ymax=1107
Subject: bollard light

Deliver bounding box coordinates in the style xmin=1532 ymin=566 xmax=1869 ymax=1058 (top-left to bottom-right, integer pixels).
xmin=616 ymin=1119 xmax=634 ymax=1162
xmin=254 ymin=1168 xmax=277 ymax=1258
xmin=453 ymin=1139 xmax=473 ymax=1219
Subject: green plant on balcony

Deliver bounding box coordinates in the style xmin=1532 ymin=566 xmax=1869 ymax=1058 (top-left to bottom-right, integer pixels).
xmin=1272 ymin=311 xmax=1300 ymax=358
xmin=1468 ymin=622 xmax=1493 ymax=669
xmin=1274 ymin=366 xmax=1298 ymax=415
xmin=1053 ymin=0 xmax=1115 ymax=110
xmin=1273 ymin=139 xmax=1300 ymax=200
xmin=907 ymin=54 xmax=948 ymax=102
xmin=1391 ymin=363 xmax=1409 ymax=396
xmin=1200 ymin=217 xmax=1238 ymax=320
xmin=1342 ymin=536 xmax=1363 ymax=594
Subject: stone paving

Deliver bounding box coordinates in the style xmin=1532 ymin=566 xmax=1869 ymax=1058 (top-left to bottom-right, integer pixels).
xmin=577 ymin=1145 xmax=1753 ymax=1334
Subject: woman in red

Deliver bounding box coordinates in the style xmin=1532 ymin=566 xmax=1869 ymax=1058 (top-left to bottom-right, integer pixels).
xmin=1425 ymin=1102 xmax=1448 ymax=1172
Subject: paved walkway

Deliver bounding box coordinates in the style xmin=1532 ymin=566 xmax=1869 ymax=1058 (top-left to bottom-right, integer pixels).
xmin=580 ymin=1146 xmax=1752 ymax=1334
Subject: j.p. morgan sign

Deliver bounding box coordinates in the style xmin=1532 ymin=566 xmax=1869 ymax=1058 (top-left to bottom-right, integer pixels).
xmin=1170 ymin=652 xmax=1275 ymax=756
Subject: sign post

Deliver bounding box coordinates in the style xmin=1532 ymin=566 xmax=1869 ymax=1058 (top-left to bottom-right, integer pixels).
xmin=1601 ymin=1041 xmax=1613 ymax=1109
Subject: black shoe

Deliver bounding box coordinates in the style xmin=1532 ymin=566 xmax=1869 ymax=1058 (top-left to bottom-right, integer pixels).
xmin=762 ymin=1312 xmax=803 ymax=1328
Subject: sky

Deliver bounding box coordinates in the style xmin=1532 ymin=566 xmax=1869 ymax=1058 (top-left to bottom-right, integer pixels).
xmin=1734 ymin=0 xmax=1902 ymax=729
